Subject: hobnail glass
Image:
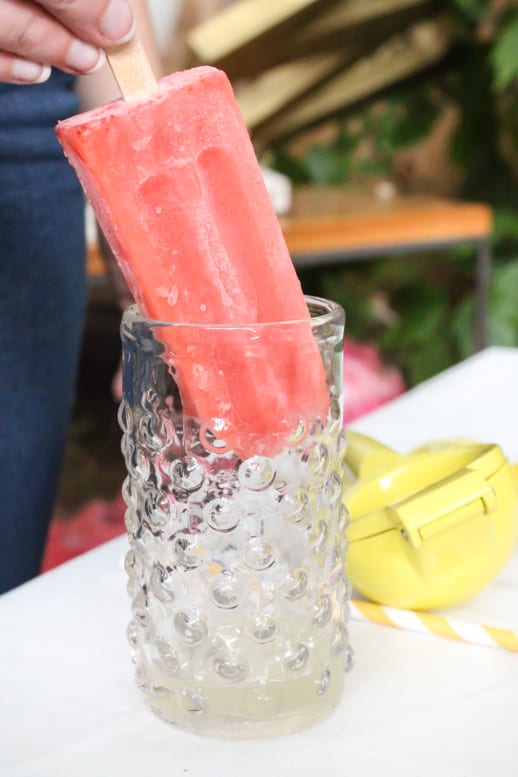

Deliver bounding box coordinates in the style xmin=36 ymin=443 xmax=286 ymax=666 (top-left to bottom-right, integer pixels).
xmin=119 ymin=295 xmax=353 ymax=738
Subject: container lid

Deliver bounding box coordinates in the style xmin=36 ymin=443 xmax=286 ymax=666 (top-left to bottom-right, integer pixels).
xmin=345 ymin=432 xmax=509 ymax=549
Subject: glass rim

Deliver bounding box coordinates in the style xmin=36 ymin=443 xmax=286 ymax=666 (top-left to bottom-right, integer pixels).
xmin=122 ymin=294 xmax=345 ymax=332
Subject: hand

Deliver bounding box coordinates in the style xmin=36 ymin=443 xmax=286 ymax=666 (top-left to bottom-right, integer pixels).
xmin=0 ymin=0 xmax=136 ymax=85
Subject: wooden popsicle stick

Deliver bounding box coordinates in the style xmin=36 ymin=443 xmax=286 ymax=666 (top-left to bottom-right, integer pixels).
xmin=106 ymin=35 xmax=159 ymax=102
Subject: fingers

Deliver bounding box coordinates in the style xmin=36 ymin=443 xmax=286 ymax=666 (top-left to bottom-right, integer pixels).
xmin=0 ymin=0 xmax=135 ymax=84
xmin=38 ymin=0 xmax=135 ymax=47
xmin=0 ymin=50 xmax=51 ymax=83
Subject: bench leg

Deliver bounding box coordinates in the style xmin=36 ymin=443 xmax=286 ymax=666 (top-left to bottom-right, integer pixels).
xmin=474 ymin=239 xmax=491 ymax=351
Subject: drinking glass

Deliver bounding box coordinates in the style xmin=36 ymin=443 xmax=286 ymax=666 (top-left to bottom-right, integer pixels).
xmin=119 ymin=295 xmax=353 ymax=738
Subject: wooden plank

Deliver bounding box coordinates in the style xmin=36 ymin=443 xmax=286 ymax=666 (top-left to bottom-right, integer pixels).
xmin=186 ymin=0 xmax=433 ymax=79
xmin=237 ymin=0 xmax=432 ymax=133
xmin=187 ymin=0 xmax=338 ymax=78
xmin=278 ymin=0 xmax=434 ymax=63
xmin=187 ymin=0 xmax=433 ymax=79
xmin=280 ymin=186 xmax=492 ymax=255
xmin=236 ymin=50 xmax=355 ymax=130
xmin=291 ymin=0 xmax=430 ymax=45
xmin=88 ymin=186 xmax=492 ymax=283
xmin=257 ymin=18 xmax=452 ymax=144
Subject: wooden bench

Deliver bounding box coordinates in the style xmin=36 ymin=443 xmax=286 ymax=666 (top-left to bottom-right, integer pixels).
xmin=281 ymin=186 xmax=492 ymax=350
xmin=88 ymin=185 xmax=492 ymax=350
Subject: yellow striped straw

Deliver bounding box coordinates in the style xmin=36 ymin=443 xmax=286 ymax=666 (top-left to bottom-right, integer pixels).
xmin=350 ymin=599 xmax=518 ymax=653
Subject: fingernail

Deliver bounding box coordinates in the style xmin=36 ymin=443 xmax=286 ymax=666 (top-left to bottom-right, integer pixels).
xmin=85 ymin=49 xmax=107 ymax=74
xmin=99 ymin=0 xmax=136 ymax=43
xmin=66 ymin=39 xmax=104 ymax=73
xmin=11 ymin=60 xmax=51 ymax=84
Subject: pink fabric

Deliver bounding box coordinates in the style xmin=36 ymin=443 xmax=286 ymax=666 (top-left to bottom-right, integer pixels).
xmin=41 ymin=496 xmax=126 ymax=572
xmin=343 ymin=339 xmax=405 ymax=423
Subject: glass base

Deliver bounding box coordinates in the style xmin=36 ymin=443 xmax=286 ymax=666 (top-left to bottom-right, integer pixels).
xmin=140 ymin=656 xmax=346 ymax=739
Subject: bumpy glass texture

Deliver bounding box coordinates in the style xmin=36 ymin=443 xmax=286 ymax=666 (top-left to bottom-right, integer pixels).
xmin=120 ymin=297 xmax=352 ymax=738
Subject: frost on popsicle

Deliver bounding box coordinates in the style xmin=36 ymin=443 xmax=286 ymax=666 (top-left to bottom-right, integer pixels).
xmin=56 ymin=66 xmax=330 ymax=456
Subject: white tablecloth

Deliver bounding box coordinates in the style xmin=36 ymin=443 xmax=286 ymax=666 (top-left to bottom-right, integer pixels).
xmin=2 ymin=347 xmax=517 ymax=777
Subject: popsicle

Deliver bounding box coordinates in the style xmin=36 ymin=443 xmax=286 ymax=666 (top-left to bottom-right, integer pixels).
xmin=56 ymin=60 xmax=330 ymax=457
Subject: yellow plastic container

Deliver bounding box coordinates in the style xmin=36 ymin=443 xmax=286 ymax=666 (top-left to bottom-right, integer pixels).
xmin=344 ymin=432 xmax=518 ymax=610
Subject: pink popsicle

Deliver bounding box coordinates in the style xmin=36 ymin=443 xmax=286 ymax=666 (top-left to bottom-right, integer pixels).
xmin=56 ymin=66 xmax=329 ymax=456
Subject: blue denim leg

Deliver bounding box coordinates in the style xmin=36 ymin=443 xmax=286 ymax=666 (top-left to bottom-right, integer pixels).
xmin=0 ymin=158 xmax=86 ymax=593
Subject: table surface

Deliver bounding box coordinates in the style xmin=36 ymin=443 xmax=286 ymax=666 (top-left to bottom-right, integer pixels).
xmin=281 ymin=186 xmax=492 ymax=257
xmin=2 ymin=347 xmax=517 ymax=777
xmin=87 ymin=187 xmax=492 ymax=280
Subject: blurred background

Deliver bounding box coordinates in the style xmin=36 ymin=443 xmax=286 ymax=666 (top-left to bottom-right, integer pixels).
xmin=44 ymin=0 xmax=518 ymax=570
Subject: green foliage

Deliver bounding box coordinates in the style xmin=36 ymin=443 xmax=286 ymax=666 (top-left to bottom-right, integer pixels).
xmin=452 ymin=259 xmax=518 ymax=357
xmin=492 ymin=16 xmax=518 ymax=91
xmin=493 ymin=208 xmax=518 ymax=244
xmin=269 ymin=89 xmax=440 ymax=186
xmin=268 ymin=0 xmax=518 ymax=386
xmin=389 ymin=93 xmax=441 ymax=148
xmin=446 ymin=0 xmax=518 ymax=91
xmin=490 ymin=260 xmax=518 ymax=339
xmin=446 ymin=0 xmax=490 ymax=26
xmin=380 ymin=284 xmax=451 ymax=374
xmin=318 ymin=251 xmax=518 ymax=387
xmin=304 ymin=144 xmax=352 ymax=184
xmin=269 ymin=149 xmax=311 ymax=184
xmin=446 ymin=46 xmax=515 ymax=205
xmin=319 ymin=267 xmax=382 ymax=341
xmin=319 ymin=255 xmax=471 ymax=386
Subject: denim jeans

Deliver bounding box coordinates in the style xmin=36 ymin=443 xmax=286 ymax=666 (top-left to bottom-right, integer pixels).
xmin=0 ymin=149 xmax=86 ymax=593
